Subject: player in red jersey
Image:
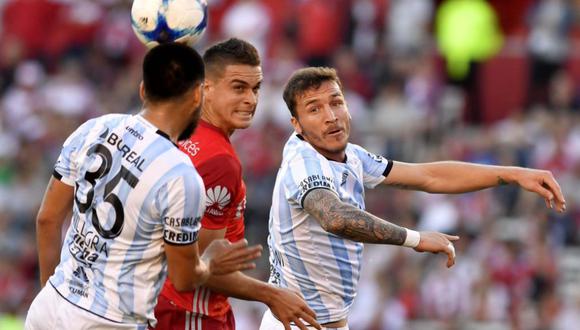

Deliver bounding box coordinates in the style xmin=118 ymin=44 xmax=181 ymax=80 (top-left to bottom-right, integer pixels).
xmin=153 ymin=38 xmax=321 ymax=330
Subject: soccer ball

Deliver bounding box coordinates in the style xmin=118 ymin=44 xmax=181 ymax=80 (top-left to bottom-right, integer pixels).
xmin=131 ymin=0 xmax=208 ymax=48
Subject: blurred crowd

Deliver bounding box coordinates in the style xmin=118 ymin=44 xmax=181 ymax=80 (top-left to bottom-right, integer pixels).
xmin=1 ymin=0 xmax=580 ymax=329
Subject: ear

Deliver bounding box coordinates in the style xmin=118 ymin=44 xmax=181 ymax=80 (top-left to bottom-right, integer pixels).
xmin=203 ymin=79 xmax=212 ymax=92
xmin=139 ymin=81 xmax=146 ymax=102
xmin=202 ymin=79 xmax=214 ymax=102
xmin=291 ymin=116 xmax=302 ymax=134
xmin=193 ymin=83 xmax=204 ymax=108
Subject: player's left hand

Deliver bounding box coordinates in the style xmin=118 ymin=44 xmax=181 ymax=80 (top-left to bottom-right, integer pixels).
xmin=514 ymin=168 xmax=566 ymax=212
xmin=203 ymin=239 xmax=262 ymax=276
xmin=267 ymin=287 xmax=321 ymax=330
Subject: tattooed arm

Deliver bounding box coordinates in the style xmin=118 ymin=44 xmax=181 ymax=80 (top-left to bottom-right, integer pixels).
xmin=303 ymin=188 xmax=407 ymax=244
xmin=302 ymin=188 xmax=459 ymax=266
xmin=383 ymin=161 xmax=566 ymax=212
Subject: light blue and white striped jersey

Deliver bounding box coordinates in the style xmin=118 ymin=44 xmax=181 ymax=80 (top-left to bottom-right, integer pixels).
xmin=268 ymin=134 xmax=392 ymax=324
xmin=49 ymin=114 xmax=205 ymax=327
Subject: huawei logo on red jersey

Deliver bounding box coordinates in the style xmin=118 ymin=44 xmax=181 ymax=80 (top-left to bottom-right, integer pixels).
xmin=205 ymin=186 xmax=231 ymax=216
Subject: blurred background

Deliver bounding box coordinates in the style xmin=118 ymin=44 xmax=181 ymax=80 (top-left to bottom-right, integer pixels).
xmin=0 ymin=0 xmax=579 ymax=329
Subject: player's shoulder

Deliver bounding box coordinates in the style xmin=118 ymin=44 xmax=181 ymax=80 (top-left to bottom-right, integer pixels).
xmin=196 ymin=152 xmax=242 ymax=179
xmin=153 ymin=149 xmax=203 ymax=187
xmin=86 ymin=113 xmax=133 ymax=135
xmin=345 ymin=142 xmax=366 ymax=159
xmin=169 ymin=146 xmax=195 ymax=164
xmin=90 ymin=113 xmax=130 ymax=128
xmin=346 ymin=143 xmax=387 ymax=163
xmin=179 ymin=122 xmax=235 ymax=160
xmin=64 ymin=114 xmax=129 ymax=146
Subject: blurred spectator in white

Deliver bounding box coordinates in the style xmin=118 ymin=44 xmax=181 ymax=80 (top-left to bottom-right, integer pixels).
xmin=553 ymin=293 xmax=580 ymax=330
xmin=1 ymin=60 xmax=46 ymax=141
xmin=41 ymin=58 xmax=95 ymax=118
xmin=254 ymin=38 xmax=302 ymax=129
xmin=421 ymin=259 xmax=472 ymax=320
xmin=417 ymin=194 xmax=459 ymax=233
xmin=350 ymin=0 xmax=382 ymax=61
xmin=369 ymin=75 xmax=425 ymax=157
xmin=386 ymin=0 xmax=434 ymax=56
xmin=221 ymin=0 xmax=271 ymax=59
xmin=526 ymin=0 xmax=574 ymax=108
xmin=405 ymin=54 xmax=442 ymax=125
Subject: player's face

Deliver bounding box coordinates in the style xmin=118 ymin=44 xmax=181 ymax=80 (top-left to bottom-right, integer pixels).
xmin=292 ymin=80 xmax=351 ymax=162
xmin=204 ymin=64 xmax=263 ymax=134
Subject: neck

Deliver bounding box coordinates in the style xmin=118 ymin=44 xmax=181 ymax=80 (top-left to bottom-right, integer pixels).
xmin=297 ymin=133 xmax=347 ymax=162
xmin=318 ymin=149 xmax=347 ymax=163
xmin=201 ymin=106 xmax=234 ymax=136
xmin=140 ymin=102 xmax=188 ymax=143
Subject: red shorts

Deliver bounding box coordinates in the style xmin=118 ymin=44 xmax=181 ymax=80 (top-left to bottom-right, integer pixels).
xmin=151 ymin=294 xmax=235 ymax=330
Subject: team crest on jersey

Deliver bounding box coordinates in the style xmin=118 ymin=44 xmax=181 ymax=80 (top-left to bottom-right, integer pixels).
xmin=235 ymin=197 xmax=246 ymax=219
xmin=205 ymin=186 xmax=231 ymax=216
xmin=367 ymin=152 xmax=383 ymax=163
xmin=341 ymin=172 xmax=349 ymax=186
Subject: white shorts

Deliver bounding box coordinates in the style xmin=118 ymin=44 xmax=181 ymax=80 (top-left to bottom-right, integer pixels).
xmin=25 ymin=284 xmax=145 ymax=330
xmin=259 ymin=309 xmax=349 ymax=330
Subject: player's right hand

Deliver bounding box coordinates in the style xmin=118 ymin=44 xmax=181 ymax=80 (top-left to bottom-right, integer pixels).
xmin=267 ymin=288 xmax=321 ymax=330
xmin=202 ymin=239 xmax=262 ymax=275
xmin=413 ymin=232 xmax=459 ymax=268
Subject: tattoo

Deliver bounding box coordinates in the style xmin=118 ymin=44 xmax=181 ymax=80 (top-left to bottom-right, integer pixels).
xmin=303 ymin=189 xmax=406 ymax=245
xmin=497 ymin=176 xmax=508 ymax=186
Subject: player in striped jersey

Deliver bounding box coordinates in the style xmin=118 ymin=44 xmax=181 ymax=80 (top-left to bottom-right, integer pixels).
xmin=260 ymin=67 xmax=566 ymax=329
xmin=25 ymin=43 xmax=261 ymax=330
xmin=154 ymin=39 xmax=320 ymax=330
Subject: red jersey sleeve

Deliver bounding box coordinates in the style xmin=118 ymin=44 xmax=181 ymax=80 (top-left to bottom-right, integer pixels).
xmin=196 ymin=154 xmax=241 ymax=230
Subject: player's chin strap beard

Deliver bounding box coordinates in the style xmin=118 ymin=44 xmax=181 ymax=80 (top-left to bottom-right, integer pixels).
xmin=178 ymin=106 xmax=202 ymax=142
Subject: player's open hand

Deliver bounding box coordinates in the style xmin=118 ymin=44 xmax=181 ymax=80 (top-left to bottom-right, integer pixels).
xmin=267 ymin=288 xmax=321 ymax=330
xmin=514 ymin=168 xmax=566 ymax=213
xmin=414 ymin=232 xmax=459 ymax=268
xmin=202 ymin=239 xmax=262 ymax=276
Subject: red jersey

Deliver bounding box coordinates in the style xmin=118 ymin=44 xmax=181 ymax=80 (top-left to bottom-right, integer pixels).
xmin=159 ymin=120 xmax=246 ymax=321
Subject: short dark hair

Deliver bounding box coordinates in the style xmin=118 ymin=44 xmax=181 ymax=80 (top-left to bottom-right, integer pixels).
xmin=143 ymin=43 xmax=204 ymax=102
xmin=202 ymin=38 xmax=260 ymax=79
xmin=283 ymin=67 xmax=343 ymax=117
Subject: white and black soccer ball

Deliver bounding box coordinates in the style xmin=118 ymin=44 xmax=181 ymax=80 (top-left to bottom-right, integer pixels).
xmin=131 ymin=0 xmax=208 ymax=48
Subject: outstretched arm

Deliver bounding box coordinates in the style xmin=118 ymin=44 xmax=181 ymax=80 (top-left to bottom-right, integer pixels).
xmin=384 ymin=161 xmax=566 ymax=212
xmin=303 ymin=188 xmax=458 ymax=267
xmin=204 ymin=272 xmax=320 ymax=330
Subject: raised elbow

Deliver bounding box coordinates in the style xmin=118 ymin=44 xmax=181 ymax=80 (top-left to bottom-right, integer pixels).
xmin=36 ymin=211 xmax=56 ymax=228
